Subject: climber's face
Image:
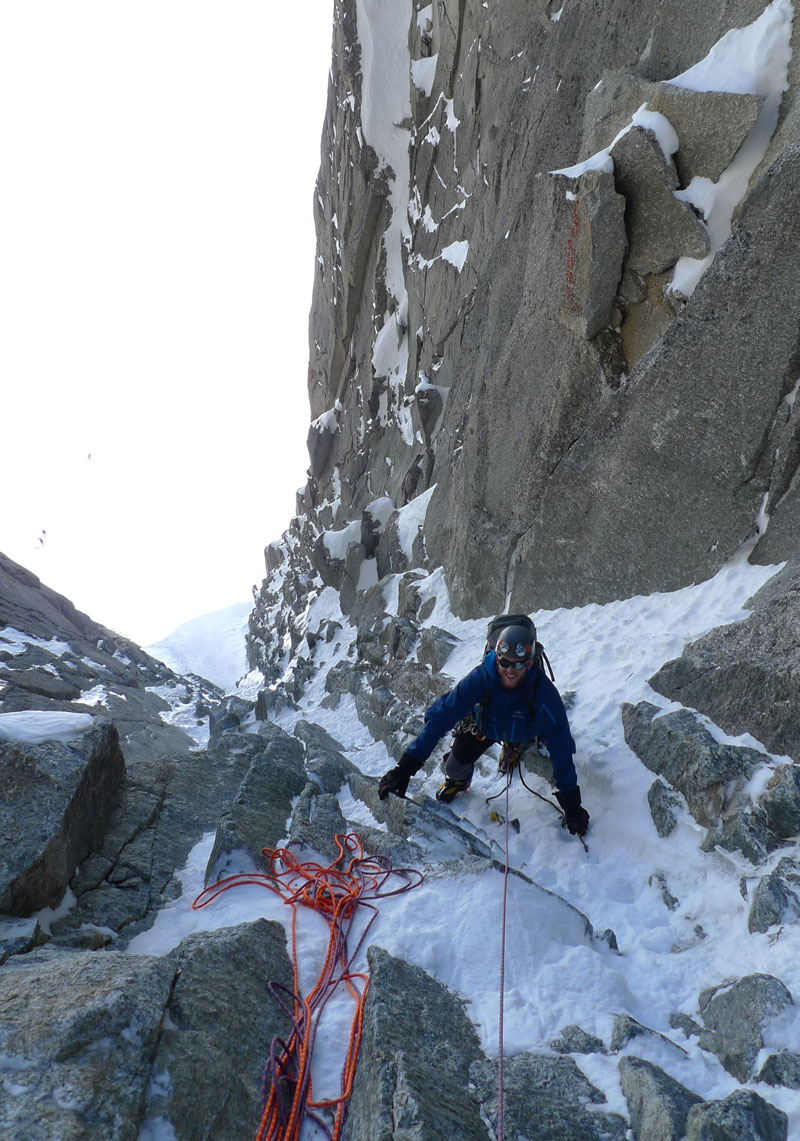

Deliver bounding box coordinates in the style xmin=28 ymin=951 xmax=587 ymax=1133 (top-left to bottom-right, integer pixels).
xmin=497 ymin=656 xmax=533 ymax=690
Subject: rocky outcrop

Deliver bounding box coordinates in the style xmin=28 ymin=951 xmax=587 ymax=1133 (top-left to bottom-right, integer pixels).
xmin=618 ymin=1055 xmax=702 ymax=1141
xmin=0 ymin=720 xmax=124 ymax=915
xmin=0 ymin=550 xmax=215 ymax=764
xmin=748 ymin=857 xmax=800 ymax=933
xmin=650 ymin=571 xmax=800 ymax=763
xmin=685 ymin=1089 xmax=788 ymax=1141
xmin=0 ymin=920 xmax=294 ymax=1141
xmin=471 ymin=1052 xmax=628 ymax=1141
xmin=206 ymin=723 xmax=308 ymax=877
xmin=697 ymin=973 xmax=795 ymax=1082
xmin=621 ymin=700 xmax=763 ymax=830
xmin=343 ymin=946 xmax=488 ymax=1141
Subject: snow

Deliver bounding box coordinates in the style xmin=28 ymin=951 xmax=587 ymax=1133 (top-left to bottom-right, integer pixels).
xmin=0 ymin=627 xmax=72 ymax=659
xmin=411 ymin=54 xmax=438 ymax=96
xmin=0 ymin=711 xmax=93 ymax=744
xmin=145 ymin=601 xmax=251 ymax=692
xmin=125 ymin=543 xmax=800 ymax=1132
xmin=310 ymin=407 xmax=340 ymax=434
xmin=395 ymin=485 xmax=436 ymax=559
xmin=441 ymin=239 xmax=469 ymax=271
xmin=356 ymin=0 xmax=413 ymax=435
xmin=551 ymin=1 xmax=793 ymax=299
xmin=363 ymin=496 xmax=395 ymax=530
xmin=321 ymin=519 xmax=361 ymax=561
xmin=668 ymin=0 xmax=793 ymax=297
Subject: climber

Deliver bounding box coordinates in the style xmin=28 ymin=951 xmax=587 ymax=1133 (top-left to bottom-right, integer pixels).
xmin=377 ymin=622 xmax=590 ymax=837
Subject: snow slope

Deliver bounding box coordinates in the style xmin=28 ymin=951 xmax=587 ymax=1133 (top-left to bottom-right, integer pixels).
xmin=130 ymin=553 xmax=800 ymax=1137
xmin=145 ymin=601 xmax=251 ymax=691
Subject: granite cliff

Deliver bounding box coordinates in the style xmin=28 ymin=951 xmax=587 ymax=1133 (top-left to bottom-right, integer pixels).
xmin=249 ymin=0 xmax=800 ymax=683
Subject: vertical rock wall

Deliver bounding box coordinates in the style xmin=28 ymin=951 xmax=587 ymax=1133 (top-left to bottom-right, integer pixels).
xmin=250 ymin=0 xmax=800 ymax=678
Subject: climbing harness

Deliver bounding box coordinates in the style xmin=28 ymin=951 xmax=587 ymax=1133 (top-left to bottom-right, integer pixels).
xmin=192 ymin=833 xmax=423 ymax=1141
xmin=485 ymin=745 xmax=589 ymax=849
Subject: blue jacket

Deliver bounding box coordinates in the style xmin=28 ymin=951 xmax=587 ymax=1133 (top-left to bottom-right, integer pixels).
xmin=406 ymin=650 xmax=578 ymax=791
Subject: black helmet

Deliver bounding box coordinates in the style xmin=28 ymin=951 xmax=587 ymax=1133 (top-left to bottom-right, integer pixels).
xmin=495 ymin=624 xmax=534 ymax=660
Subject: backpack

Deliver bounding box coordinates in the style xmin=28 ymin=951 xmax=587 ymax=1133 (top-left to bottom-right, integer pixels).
xmin=484 ymin=612 xmax=554 ymax=681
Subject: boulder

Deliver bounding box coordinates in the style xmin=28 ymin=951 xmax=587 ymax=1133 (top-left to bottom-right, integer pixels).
xmin=417 ymin=624 xmax=459 ymax=672
xmin=343 ymin=946 xmax=488 ymax=1141
xmin=610 ymin=1013 xmax=687 ymax=1059
xmin=685 ymin=1089 xmax=787 ymax=1141
xmin=205 ymin=729 xmax=307 ymax=880
xmin=697 ymin=973 xmax=794 ymax=1081
xmin=610 ymin=125 xmax=709 ymax=275
xmin=704 ymin=807 xmax=783 ymax=866
xmin=549 ymin=1025 xmax=607 ymax=1055
xmin=0 ymin=946 xmax=176 ymax=1139
xmin=650 ymin=573 xmax=800 ymax=763
xmin=207 ymin=695 xmax=255 ymax=745
xmin=145 ymin=920 xmax=294 ymax=1138
xmin=759 ymin=764 xmax=800 ymax=840
xmin=621 ymin=701 xmax=762 ymax=828
xmin=647 ymin=778 xmax=682 ymax=837
xmin=583 ymin=71 xmax=763 ymax=186
xmin=0 ymin=921 xmax=294 ymax=1141
xmin=758 ymin=1051 xmax=800 ymax=1089
xmin=0 ymin=720 xmax=124 ymax=915
xmin=293 ymin=719 xmax=360 ymax=792
xmin=748 ymin=858 xmax=800 ymax=934
xmin=618 ymin=1055 xmax=702 ymax=1141
xmin=555 ymin=168 xmax=626 ymax=338
xmin=471 ymin=1051 xmax=628 ymax=1140
xmin=288 ymin=785 xmax=349 ymax=860
xmin=0 ymin=915 xmax=46 ymax=965
xmin=375 ymin=513 xmax=411 ymax=579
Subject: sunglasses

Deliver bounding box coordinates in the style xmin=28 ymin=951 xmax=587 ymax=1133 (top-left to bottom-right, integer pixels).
xmin=498 ymin=657 xmax=528 ymax=671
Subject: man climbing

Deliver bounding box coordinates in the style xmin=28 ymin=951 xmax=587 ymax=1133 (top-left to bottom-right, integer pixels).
xmin=377 ymin=622 xmax=590 ymax=838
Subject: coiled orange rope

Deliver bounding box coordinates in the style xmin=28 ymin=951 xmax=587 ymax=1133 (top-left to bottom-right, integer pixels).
xmin=192 ymin=833 xmax=423 ymax=1141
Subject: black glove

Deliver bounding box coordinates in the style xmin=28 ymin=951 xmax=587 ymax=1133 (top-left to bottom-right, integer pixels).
xmin=377 ymin=751 xmax=421 ymax=800
xmin=556 ymin=786 xmax=590 ymax=838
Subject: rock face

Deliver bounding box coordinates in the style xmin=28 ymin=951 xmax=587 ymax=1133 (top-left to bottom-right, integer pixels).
xmin=697 ymin=973 xmax=795 ymax=1082
xmin=343 ymin=946 xmax=488 ymax=1141
xmin=650 ymin=571 xmax=800 ymax=763
xmin=0 ymin=551 xmax=209 ymax=764
xmin=621 ymin=700 xmax=763 ymax=829
xmin=0 ymin=920 xmax=294 ymax=1141
xmin=618 ymin=1055 xmax=702 ymax=1141
xmin=250 ymin=0 xmax=800 ymax=691
xmin=0 ymin=720 xmax=124 ymax=915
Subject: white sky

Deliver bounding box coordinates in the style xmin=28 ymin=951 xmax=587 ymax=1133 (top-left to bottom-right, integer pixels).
xmin=1 ymin=3 xmax=334 ymax=645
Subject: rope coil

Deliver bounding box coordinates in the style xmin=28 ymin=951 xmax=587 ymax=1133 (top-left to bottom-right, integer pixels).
xmin=193 ymin=833 xmax=423 ymax=1141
